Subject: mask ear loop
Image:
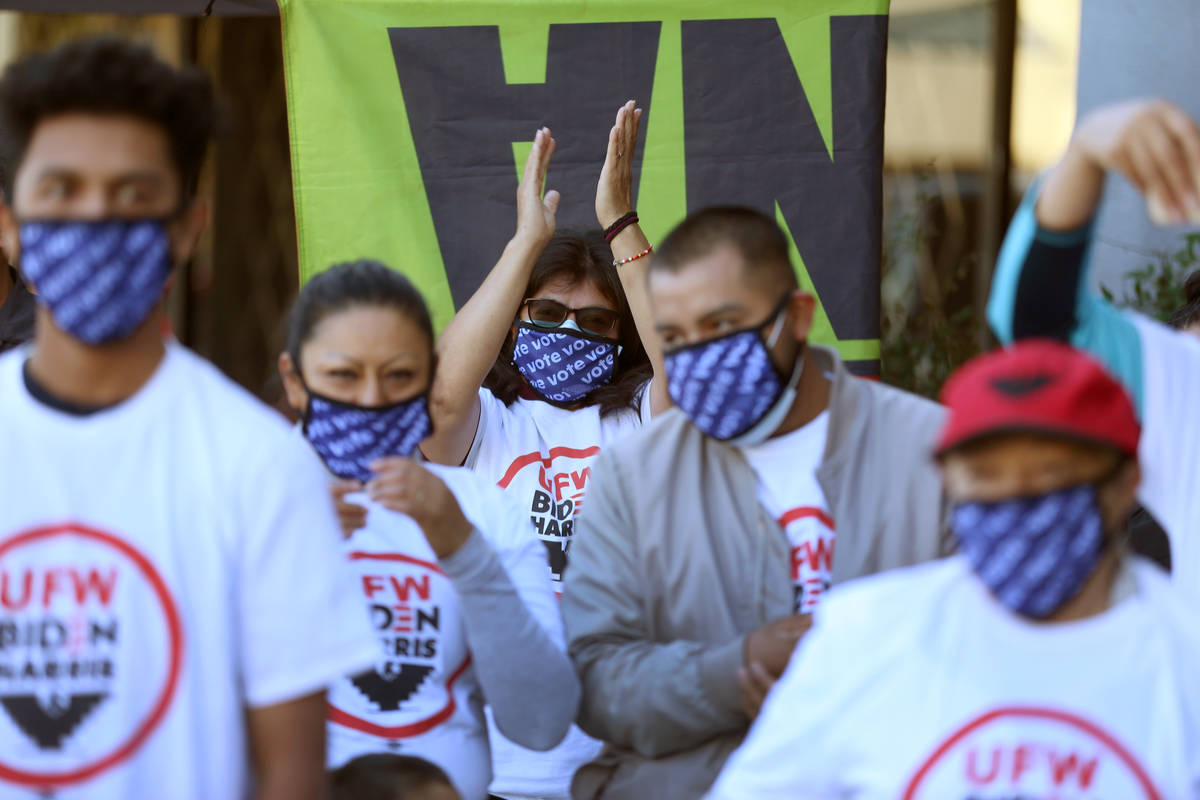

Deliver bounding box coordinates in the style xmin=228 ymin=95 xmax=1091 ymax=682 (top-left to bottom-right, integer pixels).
xmin=764 ymin=295 xmax=802 ymax=384
xmin=763 ymin=292 xmax=797 ymax=349
xmin=765 ymin=305 xmax=789 ymax=349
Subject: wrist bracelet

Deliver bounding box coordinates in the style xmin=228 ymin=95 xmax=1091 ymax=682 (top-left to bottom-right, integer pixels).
xmin=603 ymin=210 xmax=638 ymax=243
xmin=613 ymin=244 xmax=653 ymax=268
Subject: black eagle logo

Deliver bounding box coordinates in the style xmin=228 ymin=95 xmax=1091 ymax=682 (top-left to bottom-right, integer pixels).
xmin=350 ymin=666 xmax=435 ymax=712
xmin=542 ymin=540 xmax=569 ymax=581
xmin=1 ymin=693 xmax=108 ymax=750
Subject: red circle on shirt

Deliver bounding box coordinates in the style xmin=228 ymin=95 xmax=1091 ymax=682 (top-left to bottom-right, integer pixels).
xmin=902 ymin=706 xmax=1161 ymax=799
xmin=0 ymin=523 xmax=184 ymax=787
xmin=327 ymin=551 xmax=472 ymax=739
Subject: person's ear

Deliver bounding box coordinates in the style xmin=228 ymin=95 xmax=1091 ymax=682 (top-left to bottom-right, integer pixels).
xmin=788 ymin=290 xmax=817 ymax=342
xmin=0 ymin=196 xmax=20 ymax=270
xmin=169 ymin=196 xmax=209 ymax=265
xmin=278 ymin=352 xmax=309 ymax=415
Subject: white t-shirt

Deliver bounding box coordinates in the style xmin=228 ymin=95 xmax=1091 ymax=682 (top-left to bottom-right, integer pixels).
xmin=1129 ymin=314 xmax=1200 ymax=598
xmin=0 ymin=344 xmax=378 ymax=800
xmin=327 ymin=464 xmax=562 ymax=800
xmin=740 ymin=411 xmax=834 ymax=614
xmin=465 ymin=387 xmax=646 ymax=800
xmin=707 ymin=556 xmax=1200 ymax=799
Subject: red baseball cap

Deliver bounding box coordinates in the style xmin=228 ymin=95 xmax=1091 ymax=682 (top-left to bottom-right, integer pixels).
xmin=935 ymin=339 xmax=1140 ymax=458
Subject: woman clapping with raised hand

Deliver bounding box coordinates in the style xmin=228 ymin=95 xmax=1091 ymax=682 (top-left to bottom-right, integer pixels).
xmin=277 ymin=260 xmax=578 ymax=800
xmin=419 ymin=102 xmax=667 ymax=800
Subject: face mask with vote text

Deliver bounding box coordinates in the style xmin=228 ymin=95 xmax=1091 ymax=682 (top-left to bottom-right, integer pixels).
xmin=303 ymin=390 xmax=433 ymax=483
xmin=19 ymin=218 xmax=173 ymax=345
xmin=511 ymin=321 xmax=618 ymax=405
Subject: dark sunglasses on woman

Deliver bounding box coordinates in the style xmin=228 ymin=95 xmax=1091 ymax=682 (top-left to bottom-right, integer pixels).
xmin=523 ymin=297 xmax=620 ymax=338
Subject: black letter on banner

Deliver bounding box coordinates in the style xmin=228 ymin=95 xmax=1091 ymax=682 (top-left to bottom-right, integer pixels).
xmin=681 ymin=17 xmax=887 ymax=354
xmin=389 ymin=24 xmax=660 ymax=304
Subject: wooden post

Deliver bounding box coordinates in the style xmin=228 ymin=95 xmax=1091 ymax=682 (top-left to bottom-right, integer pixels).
xmin=976 ymin=0 xmax=1017 ymax=347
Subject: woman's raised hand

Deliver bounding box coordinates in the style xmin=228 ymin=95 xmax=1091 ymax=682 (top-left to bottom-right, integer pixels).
xmin=596 ymin=99 xmax=643 ymax=229
xmin=516 ymin=127 xmax=561 ymax=245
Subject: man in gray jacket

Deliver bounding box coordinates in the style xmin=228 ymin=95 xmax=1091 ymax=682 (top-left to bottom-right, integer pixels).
xmin=561 ymin=206 xmax=951 ymax=799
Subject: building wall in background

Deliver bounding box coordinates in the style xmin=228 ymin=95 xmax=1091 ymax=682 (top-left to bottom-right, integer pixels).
xmin=1077 ymin=0 xmax=1200 ymax=296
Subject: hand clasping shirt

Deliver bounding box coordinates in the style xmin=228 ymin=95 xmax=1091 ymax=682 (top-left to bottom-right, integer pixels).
xmin=739 ymin=410 xmax=834 ymax=614
xmin=465 ymin=386 xmax=647 ymax=800
xmin=327 ymin=464 xmax=564 ymax=800
xmin=707 ymin=556 xmax=1200 ymax=800
xmin=0 ymin=343 xmax=377 ymax=800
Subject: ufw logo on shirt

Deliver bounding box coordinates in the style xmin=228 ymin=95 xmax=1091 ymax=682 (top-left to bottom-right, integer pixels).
xmin=498 ymin=446 xmax=599 ymax=584
xmin=0 ymin=524 xmax=182 ymax=789
xmin=779 ymin=507 xmax=836 ymax=614
xmin=357 ymin=571 xmax=441 ymax=710
xmin=329 ymin=552 xmax=471 ymax=741
xmin=903 ymin=707 xmax=1162 ymax=800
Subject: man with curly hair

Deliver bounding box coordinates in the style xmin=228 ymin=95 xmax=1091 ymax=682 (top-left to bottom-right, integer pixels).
xmin=0 ymin=37 xmax=375 ymax=800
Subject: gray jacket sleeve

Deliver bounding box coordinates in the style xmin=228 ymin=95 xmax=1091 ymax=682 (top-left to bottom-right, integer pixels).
xmin=440 ymin=527 xmax=578 ymax=751
xmin=561 ymin=452 xmax=747 ymax=759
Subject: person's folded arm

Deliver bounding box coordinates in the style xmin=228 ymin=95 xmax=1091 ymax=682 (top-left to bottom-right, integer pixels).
xmin=440 ymin=525 xmax=579 ymax=751
xmin=561 ymin=451 xmax=747 ymax=758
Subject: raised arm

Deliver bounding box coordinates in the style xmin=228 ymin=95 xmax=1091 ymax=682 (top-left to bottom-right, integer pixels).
xmin=596 ymin=100 xmax=672 ymax=416
xmin=987 ymin=100 xmax=1200 ymax=410
xmin=1041 ymin=100 xmax=1200 ymax=231
xmin=424 ymin=128 xmax=560 ymax=465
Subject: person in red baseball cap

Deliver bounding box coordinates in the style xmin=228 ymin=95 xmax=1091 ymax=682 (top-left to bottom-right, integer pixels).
xmin=705 ymin=340 xmax=1200 ymax=800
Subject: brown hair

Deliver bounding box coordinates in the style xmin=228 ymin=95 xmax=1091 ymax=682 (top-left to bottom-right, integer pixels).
xmin=484 ymin=230 xmax=651 ymax=416
xmin=651 ymin=205 xmax=799 ymax=294
xmin=0 ymin=36 xmax=222 ymax=201
xmin=331 ymin=753 xmax=456 ymax=800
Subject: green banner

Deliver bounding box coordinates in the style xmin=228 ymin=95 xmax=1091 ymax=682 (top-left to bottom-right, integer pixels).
xmin=280 ymin=0 xmax=888 ymax=370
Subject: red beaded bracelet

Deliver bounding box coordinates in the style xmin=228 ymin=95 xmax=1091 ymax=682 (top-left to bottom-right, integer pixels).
xmin=612 ymin=244 xmax=653 ymax=267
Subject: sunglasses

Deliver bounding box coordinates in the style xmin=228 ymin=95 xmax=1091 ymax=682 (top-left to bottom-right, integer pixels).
xmin=523 ymin=297 xmax=620 ymax=338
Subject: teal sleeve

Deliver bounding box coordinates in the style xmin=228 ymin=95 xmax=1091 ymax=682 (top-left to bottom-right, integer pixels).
xmin=985 ymin=179 xmax=1145 ymax=418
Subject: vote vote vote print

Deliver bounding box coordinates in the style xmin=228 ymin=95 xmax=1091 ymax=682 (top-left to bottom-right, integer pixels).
xmin=497 ymin=446 xmax=598 ymax=586
xmin=0 ymin=524 xmax=182 ymax=788
xmin=903 ymin=707 xmax=1161 ymax=800
xmin=328 ymin=551 xmax=470 ymax=739
xmin=511 ymin=327 xmax=616 ymax=404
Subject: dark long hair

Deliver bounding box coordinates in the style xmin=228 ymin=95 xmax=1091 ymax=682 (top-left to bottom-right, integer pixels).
xmin=484 ymin=230 xmax=651 ymax=416
xmin=285 ymin=259 xmax=434 ymax=369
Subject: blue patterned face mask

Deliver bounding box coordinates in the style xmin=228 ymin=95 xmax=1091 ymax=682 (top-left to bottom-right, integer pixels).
xmin=951 ymin=483 xmax=1106 ymax=619
xmin=665 ymin=295 xmax=803 ymax=446
xmin=19 ymin=219 xmax=173 ymax=345
xmin=302 ymin=390 xmax=433 ymax=483
xmin=511 ymin=321 xmax=618 ymax=405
